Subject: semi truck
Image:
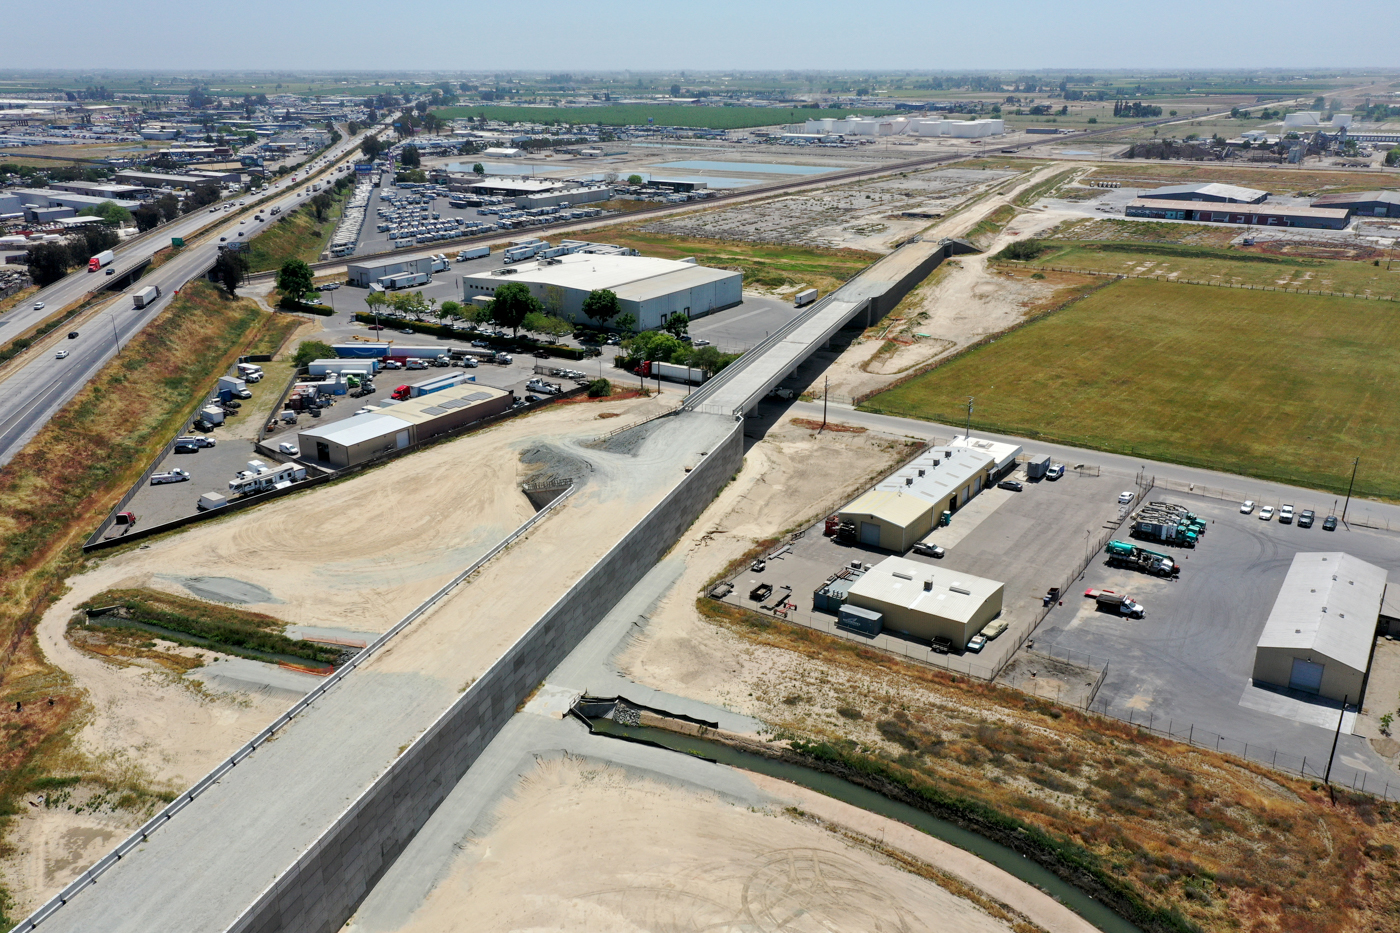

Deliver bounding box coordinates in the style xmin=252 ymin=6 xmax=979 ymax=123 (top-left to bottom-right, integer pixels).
xmin=1105 ymin=540 xmax=1179 ymax=577
xmin=429 ymin=255 xmax=450 ymax=273
xmin=636 ymin=360 xmax=706 ymax=385
xmin=794 ymin=287 xmax=818 ymax=307
xmin=503 ymin=242 xmax=545 ymax=263
xmin=456 ymin=246 xmax=490 ymax=262
xmin=88 ymin=249 xmax=115 ymax=272
xmin=390 ymin=371 xmax=471 ymax=401
xmin=132 ymin=285 xmax=162 ymax=309
xmin=381 ymin=272 xmax=431 ymax=289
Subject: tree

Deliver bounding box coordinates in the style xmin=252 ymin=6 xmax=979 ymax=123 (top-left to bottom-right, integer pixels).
xmin=133 ymin=202 xmax=162 ymax=232
xmin=490 ymin=281 xmax=540 ymax=335
xmin=310 ymin=192 xmax=333 ymax=222
xmin=472 ymin=162 xmax=485 ymax=175
xmin=394 ymin=169 xmax=427 ymax=184
xmin=670 ymin=84 xmax=681 ymax=97
xmin=399 ymin=145 xmax=421 ymax=168
xmin=440 ymin=300 xmax=464 ymax=321
xmin=1386 ymin=148 xmax=1400 ymax=167
xmin=25 ymin=242 xmax=74 ymax=287
xmin=613 ymin=312 xmax=637 ymax=333
xmin=580 ymin=288 xmax=620 ymax=326
xmin=78 ymin=200 xmax=132 ymax=225
xmin=664 ymin=312 xmax=689 ymax=338
xmin=277 ymin=259 xmax=316 ymax=304
xmin=686 ymin=345 xmax=726 ymax=377
xmin=360 ymin=134 xmax=383 ymax=162
xmin=212 ymin=248 xmax=249 ymax=296
xmin=542 ymin=285 xmax=567 ymax=317
xmin=470 ymin=305 xmax=492 ymax=324
xmin=364 ymin=289 xmax=388 ymax=322
xmin=155 ymin=194 xmax=180 ymax=222
xmin=627 ymin=174 xmax=644 ymax=185
xmin=348 ymin=121 xmax=360 ymax=136
xmin=292 ymin=340 xmax=335 ymax=367
xmin=389 ymin=289 xmax=430 ymax=320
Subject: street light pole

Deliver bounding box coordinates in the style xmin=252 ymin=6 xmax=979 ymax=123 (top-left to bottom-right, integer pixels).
xmin=965 ymin=396 xmax=974 ymax=439
xmin=1323 ymin=695 xmax=1349 ymax=803
xmin=1342 ymin=457 xmax=1360 ymax=523
xmin=822 ymin=374 xmax=828 ymax=432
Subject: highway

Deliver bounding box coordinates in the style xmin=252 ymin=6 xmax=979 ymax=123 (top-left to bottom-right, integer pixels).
xmin=0 ymin=123 xmax=386 ymax=468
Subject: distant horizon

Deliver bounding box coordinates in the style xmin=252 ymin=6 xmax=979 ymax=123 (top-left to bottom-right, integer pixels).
xmin=6 ymin=0 xmax=1400 ymax=72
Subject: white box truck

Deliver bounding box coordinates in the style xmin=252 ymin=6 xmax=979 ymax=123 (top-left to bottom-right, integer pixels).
xmin=236 ymin=363 xmax=264 ymax=382
xmin=132 ymin=285 xmax=162 ymax=309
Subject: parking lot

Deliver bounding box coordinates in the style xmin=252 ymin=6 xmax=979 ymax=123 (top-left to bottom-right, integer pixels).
xmin=716 ymin=460 xmax=1127 ymax=673
xmin=1036 ymin=487 xmax=1400 ymax=776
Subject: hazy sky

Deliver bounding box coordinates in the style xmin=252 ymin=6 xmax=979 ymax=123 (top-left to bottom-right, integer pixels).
xmin=10 ymin=0 xmax=1400 ymax=72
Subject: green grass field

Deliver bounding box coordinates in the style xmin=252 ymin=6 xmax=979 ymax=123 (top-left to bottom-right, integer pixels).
xmin=861 ymin=278 xmax=1400 ymax=499
xmin=245 ymin=188 xmax=349 ymax=274
xmin=1024 ymin=241 xmax=1400 ymax=298
xmin=432 ymin=103 xmax=894 ymax=129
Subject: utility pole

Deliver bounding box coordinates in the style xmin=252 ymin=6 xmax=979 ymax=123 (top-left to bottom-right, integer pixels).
xmin=1342 ymin=458 xmax=1360 ymax=523
xmin=965 ymin=396 xmax=974 ymax=439
xmin=821 ymin=374 xmax=828 ymax=432
xmin=1324 ymin=695 xmax=1348 ymax=804
xmin=111 ymin=314 xmax=120 ymax=354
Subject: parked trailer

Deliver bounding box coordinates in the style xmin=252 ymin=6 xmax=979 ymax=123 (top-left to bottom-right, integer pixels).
xmin=502 ymin=245 xmax=540 ymax=263
xmin=132 ymin=284 xmax=162 ymax=309
xmin=794 ymin=287 xmax=818 ymax=308
xmin=638 ymin=360 xmax=707 ymax=385
xmin=381 ymin=272 xmax=431 ymax=289
xmin=455 ymin=246 xmax=490 ymax=261
xmin=197 ymin=492 xmax=229 ymax=511
xmin=88 ymin=249 xmax=115 ymax=272
xmin=391 ymin=371 xmax=471 ymax=400
xmin=229 ymin=461 xmax=307 ymax=498
xmin=1025 ymin=455 xmax=1050 ymax=480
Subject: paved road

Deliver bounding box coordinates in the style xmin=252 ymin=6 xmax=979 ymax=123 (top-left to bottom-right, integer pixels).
xmin=0 ymin=122 xmax=391 ymax=469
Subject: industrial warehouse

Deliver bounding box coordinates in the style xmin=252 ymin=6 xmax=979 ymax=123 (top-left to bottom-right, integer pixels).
xmin=1125 ymin=198 xmax=1351 ymax=229
xmin=295 ymin=383 xmax=512 ymax=468
xmin=1252 ymin=552 xmax=1386 ymax=703
xmin=839 ymin=556 xmax=1004 ymax=650
xmin=1309 ymin=190 xmax=1400 ymax=218
xmin=462 ymin=253 xmax=743 ymax=330
xmin=837 ymin=437 xmax=1021 ymax=551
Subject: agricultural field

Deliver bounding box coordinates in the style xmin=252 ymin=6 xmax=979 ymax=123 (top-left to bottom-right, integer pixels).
xmin=572 ymin=227 xmax=880 ymax=294
xmin=431 ymin=103 xmax=895 ymax=129
xmin=1082 ymin=162 xmax=1392 ymax=196
xmin=1015 ymin=236 xmax=1400 ymax=298
xmin=862 ymin=277 xmax=1400 ymax=499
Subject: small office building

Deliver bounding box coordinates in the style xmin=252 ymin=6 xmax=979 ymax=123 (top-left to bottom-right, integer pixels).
xmin=1252 ymin=552 xmax=1386 ymax=703
xmin=837 ymin=444 xmax=998 ymax=551
xmin=298 ymin=384 xmax=512 ymax=468
xmin=844 ymin=556 xmax=1005 ymax=649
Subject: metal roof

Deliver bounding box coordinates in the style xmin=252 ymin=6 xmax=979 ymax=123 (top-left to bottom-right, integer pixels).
xmin=847 ymin=556 xmax=1003 ymax=624
xmin=949 ymin=435 xmax=1023 ymax=470
xmin=876 ymin=445 xmax=996 ymax=507
xmin=1256 ymin=552 xmax=1387 ymax=672
xmin=1311 ymin=190 xmax=1400 ymax=208
xmin=841 ymin=488 xmax=933 ymax=527
xmin=465 ymin=253 xmax=724 ymax=293
xmin=1126 ymin=199 xmax=1350 ymax=220
xmin=611 ymin=263 xmax=739 ymax=302
xmin=297 ymin=414 xmax=413 ymax=447
xmin=1139 ymin=182 xmax=1268 ymax=203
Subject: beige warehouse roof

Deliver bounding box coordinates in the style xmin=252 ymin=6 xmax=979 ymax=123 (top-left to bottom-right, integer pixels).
xmin=842 ymin=488 xmax=933 ymax=528
xmin=847 ymin=556 xmax=1003 ymax=625
xmin=464 ymin=253 xmax=714 ymax=293
xmin=611 ymin=263 xmax=739 ymax=302
xmin=1257 ymin=552 xmax=1386 ymax=672
xmin=379 ymin=383 xmax=511 ymax=425
xmin=877 ymin=445 xmax=995 ymax=506
xmin=298 ymin=413 xmax=413 ymax=447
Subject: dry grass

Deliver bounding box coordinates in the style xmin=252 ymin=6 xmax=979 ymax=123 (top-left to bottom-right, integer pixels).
xmin=0 ymin=280 xmax=276 ymax=925
xmin=702 ymin=601 xmax=1400 ymax=933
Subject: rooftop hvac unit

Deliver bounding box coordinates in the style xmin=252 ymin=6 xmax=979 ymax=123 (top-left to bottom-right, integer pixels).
xmin=950 ymin=586 xmax=971 ymax=596
xmin=905 ymin=476 xmax=914 ymax=486
xmin=923 ymin=578 xmax=933 ymax=591
xmin=918 ymin=469 xmax=925 ymax=477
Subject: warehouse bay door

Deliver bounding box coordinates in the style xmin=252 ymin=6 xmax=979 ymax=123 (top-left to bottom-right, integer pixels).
xmin=859 ymin=522 xmax=881 ymax=547
xmin=1289 ymin=658 xmax=1325 ymax=694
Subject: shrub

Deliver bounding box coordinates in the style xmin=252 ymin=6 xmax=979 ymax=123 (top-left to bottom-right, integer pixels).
xmin=996 ymin=239 xmax=1050 ymax=262
xmin=586 ymin=378 xmax=612 ymax=398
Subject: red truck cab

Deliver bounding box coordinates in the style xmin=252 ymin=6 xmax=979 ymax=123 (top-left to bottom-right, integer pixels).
xmin=391 ymin=385 xmax=411 ymax=401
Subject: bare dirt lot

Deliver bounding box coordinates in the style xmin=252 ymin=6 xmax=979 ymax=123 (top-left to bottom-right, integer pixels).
xmin=379 ymin=755 xmax=1028 ymax=933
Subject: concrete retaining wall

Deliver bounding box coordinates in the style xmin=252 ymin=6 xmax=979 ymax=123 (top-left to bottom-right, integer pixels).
xmin=227 ymin=414 xmax=744 ymax=933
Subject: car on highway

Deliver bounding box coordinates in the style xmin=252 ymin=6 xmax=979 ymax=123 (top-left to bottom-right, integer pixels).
xmin=1118 ymin=491 xmax=1134 ymax=504
xmin=150 ymin=469 xmax=190 ymax=485
xmin=997 ymin=480 xmax=1023 ymax=492
xmin=239 ymin=220 xmax=246 ymax=224
xmin=1259 ymin=506 xmax=1274 ymax=521
xmin=1279 ymin=504 xmax=1295 ymax=524
xmin=1240 ymin=500 xmax=1255 ymax=514
xmin=54 ymin=349 xmax=69 ymax=359
xmin=33 ymin=301 xmax=44 ymax=310
xmin=1298 ymin=509 xmax=1315 ymax=529
xmin=67 ymin=331 xmax=78 ymax=339
xmin=1323 ymin=515 xmax=1338 ymax=531
xmin=278 ymin=442 xmax=301 ymax=457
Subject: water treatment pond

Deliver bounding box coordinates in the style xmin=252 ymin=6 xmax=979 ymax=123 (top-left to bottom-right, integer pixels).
xmin=587 ymin=717 xmax=1144 ymax=933
xmin=656 ymin=159 xmax=837 ymax=175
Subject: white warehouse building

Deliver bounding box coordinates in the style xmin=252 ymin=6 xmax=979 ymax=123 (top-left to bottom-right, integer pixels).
xmin=462 ymin=253 xmax=742 ymax=331
xmin=804 ymin=116 xmax=1004 ymax=138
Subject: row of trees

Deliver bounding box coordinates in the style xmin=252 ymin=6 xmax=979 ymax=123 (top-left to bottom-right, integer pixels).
xmin=25 ymin=226 xmax=121 ymax=286
xmin=1113 ymin=100 xmax=1164 ymax=118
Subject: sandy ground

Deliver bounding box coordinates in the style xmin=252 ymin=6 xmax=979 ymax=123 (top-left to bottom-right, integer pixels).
xmin=7 ymin=392 xmax=677 ymax=916
xmin=382 ymin=755 xmax=1019 ymax=933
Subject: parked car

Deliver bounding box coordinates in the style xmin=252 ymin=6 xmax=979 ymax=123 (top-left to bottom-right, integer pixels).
xmin=1323 ymin=515 xmax=1338 ymax=531
xmin=1279 ymin=504 xmax=1295 ymax=524
xmin=175 ymin=436 xmax=215 ymax=448
xmin=150 ymin=469 xmax=190 ymax=485
xmin=912 ymin=541 xmax=945 ymax=558
xmin=367 ymin=324 xmax=385 ymax=331
xmin=1046 ymin=463 xmax=1065 ymax=480
xmin=1298 ymin=509 xmax=1315 ymax=529
xmin=1117 ymin=491 xmax=1135 ymax=504
xmin=1240 ymin=500 xmax=1255 ymax=514
xmin=997 ymin=480 xmax=1023 ymax=492
xmin=966 ymin=634 xmax=987 ymax=653
xmin=982 ymin=619 xmax=1009 ymax=640
xmin=278 ymin=442 xmax=300 ymax=457
xmin=1258 ymin=506 xmax=1274 ymax=521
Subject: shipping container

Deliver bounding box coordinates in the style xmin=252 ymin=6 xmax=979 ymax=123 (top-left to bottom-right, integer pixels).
xmin=794 ymin=288 xmax=818 ymax=307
